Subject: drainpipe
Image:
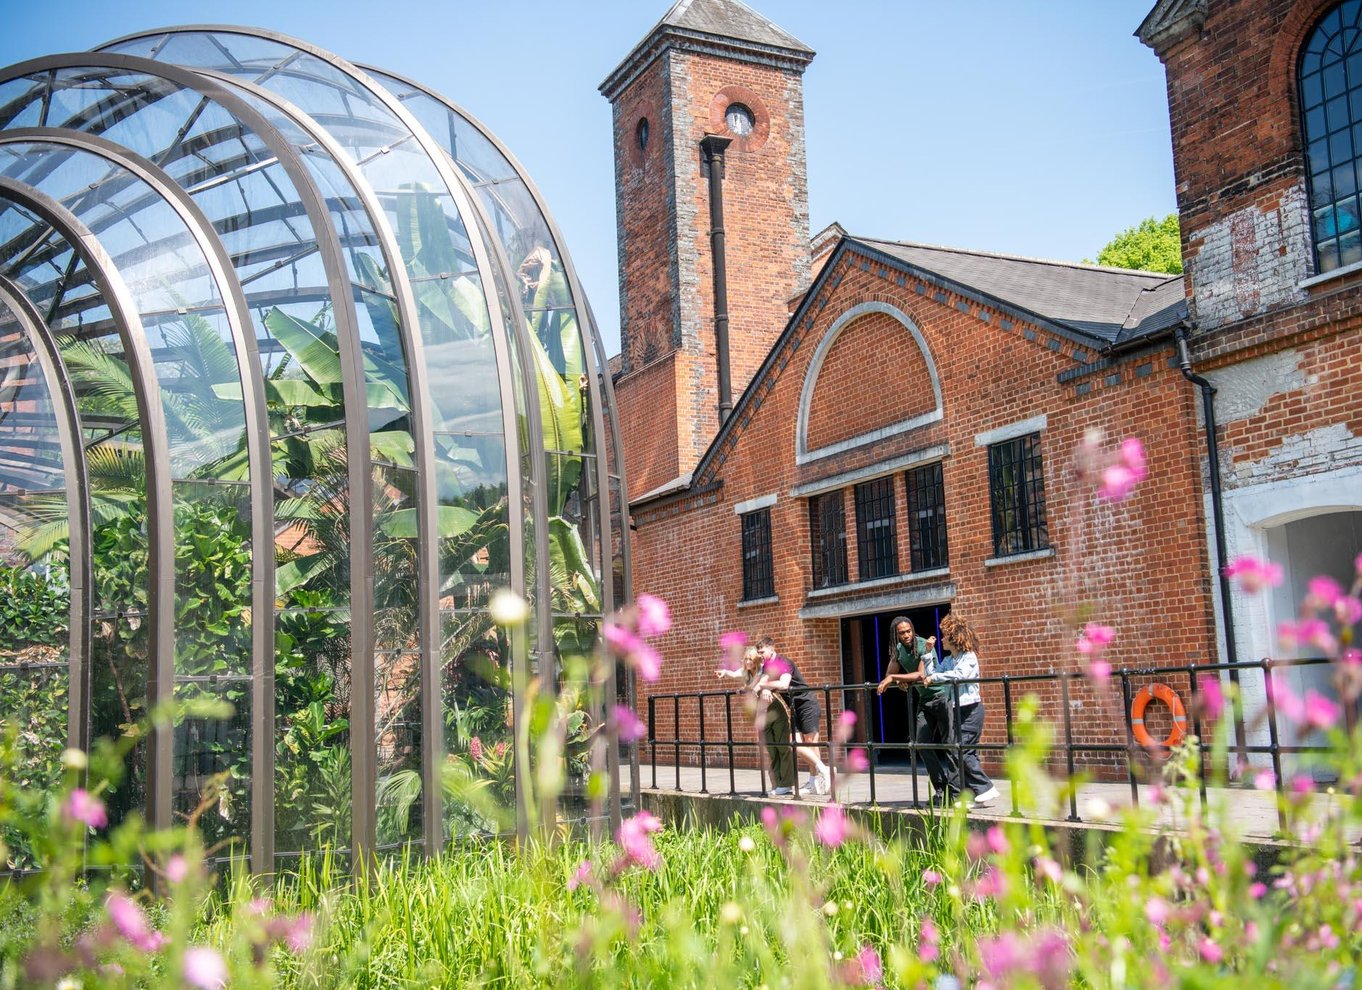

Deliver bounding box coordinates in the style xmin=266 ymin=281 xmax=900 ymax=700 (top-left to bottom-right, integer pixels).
xmin=1175 ymin=321 xmax=1248 ymax=761
xmin=700 ymin=134 xmax=733 ymax=425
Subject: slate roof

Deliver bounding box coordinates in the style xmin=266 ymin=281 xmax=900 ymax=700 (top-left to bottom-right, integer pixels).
xmin=601 ymin=0 xmax=813 ymax=98
xmin=853 ymin=237 xmax=1187 ymax=345
xmin=653 ymin=0 xmax=813 ymax=55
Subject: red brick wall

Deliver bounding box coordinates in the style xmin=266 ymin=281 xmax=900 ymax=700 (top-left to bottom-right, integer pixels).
xmin=609 ymin=42 xmax=810 ymax=501
xmin=805 ymin=310 xmax=937 ymax=452
xmin=630 ymin=247 xmax=1216 ymax=775
xmin=614 ymin=352 xmax=681 ymax=499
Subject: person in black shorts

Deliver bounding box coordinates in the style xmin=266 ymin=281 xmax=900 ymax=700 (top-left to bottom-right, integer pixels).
xmin=753 ymin=636 xmax=831 ymax=795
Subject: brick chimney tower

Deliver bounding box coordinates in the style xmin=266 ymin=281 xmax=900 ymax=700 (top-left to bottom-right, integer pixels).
xmin=601 ymin=0 xmax=814 ymax=500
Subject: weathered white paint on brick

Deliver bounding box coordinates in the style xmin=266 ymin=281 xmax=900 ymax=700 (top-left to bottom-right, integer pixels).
xmin=1204 ymin=350 xmax=1309 ymax=422
xmin=1235 ymin=422 xmax=1362 ymax=486
xmin=1187 ymin=180 xmax=1311 ymax=331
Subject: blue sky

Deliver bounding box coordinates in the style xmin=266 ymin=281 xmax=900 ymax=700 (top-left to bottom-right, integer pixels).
xmin=0 ymin=1 xmax=1175 ymax=357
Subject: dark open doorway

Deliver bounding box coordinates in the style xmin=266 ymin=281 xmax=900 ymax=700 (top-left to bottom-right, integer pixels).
xmin=840 ymin=603 xmax=951 ymax=764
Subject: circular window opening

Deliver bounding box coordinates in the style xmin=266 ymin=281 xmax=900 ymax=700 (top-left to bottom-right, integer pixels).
xmin=725 ymin=103 xmax=755 ymax=137
xmin=636 ymin=117 xmax=650 ymax=151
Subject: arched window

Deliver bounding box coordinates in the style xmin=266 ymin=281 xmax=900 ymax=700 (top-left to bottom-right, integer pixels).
xmin=1300 ymin=0 xmax=1362 ymax=273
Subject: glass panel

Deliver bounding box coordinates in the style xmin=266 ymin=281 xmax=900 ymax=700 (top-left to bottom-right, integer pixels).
xmin=440 ymin=608 xmax=512 ymax=839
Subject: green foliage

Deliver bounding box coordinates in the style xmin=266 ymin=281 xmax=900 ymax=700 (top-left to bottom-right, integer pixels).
xmin=0 ymin=563 xmax=67 ymax=649
xmin=1091 ymin=212 xmax=1183 ymax=274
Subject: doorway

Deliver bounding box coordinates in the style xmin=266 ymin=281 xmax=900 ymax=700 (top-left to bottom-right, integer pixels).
xmin=840 ymin=603 xmax=950 ymax=764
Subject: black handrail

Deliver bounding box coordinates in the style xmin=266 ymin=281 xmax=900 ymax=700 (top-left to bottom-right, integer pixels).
xmin=642 ymin=657 xmax=1348 ymax=826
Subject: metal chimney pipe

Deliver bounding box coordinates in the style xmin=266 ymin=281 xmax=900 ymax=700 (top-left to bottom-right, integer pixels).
xmin=700 ymin=134 xmax=734 ymax=424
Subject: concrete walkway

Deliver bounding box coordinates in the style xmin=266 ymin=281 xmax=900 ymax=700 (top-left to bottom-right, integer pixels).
xmin=628 ymin=761 xmax=1361 ymax=844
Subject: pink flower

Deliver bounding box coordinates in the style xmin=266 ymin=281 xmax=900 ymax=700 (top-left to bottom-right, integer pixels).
xmin=165 ymin=854 xmax=190 ymax=885
xmin=604 ymin=621 xmax=665 ymax=682
xmin=966 ymin=831 xmax=989 ymax=861
xmin=1034 ymin=856 xmax=1062 ymax=883
xmin=979 ymin=932 xmax=1026 ymax=978
xmin=1249 ymin=882 xmax=1267 ymax=899
xmin=635 ymin=593 xmax=671 ymax=638
xmin=718 ymin=630 xmax=748 ymax=652
xmin=1097 ymin=438 xmax=1147 ymax=501
xmin=856 ymin=945 xmax=883 ymax=985
xmin=632 ymin=643 xmax=663 ymax=682
xmin=1336 ymin=596 xmax=1362 ymax=626
xmin=183 ymin=946 xmax=227 ymax=989
xmin=1197 ymin=937 xmax=1223 ymax=964
xmin=1076 ymin=623 xmax=1116 ymax=655
xmin=1290 ymin=774 xmax=1316 ymax=796
xmin=985 ymin=825 xmax=1010 ymax=855
xmin=106 ymin=893 xmax=167 ymax=952
xmin=568 ymin=859 xmax=593 ymax=892
xmin=265 ymin=913 xmax=314 ymax=953
xmin=1224 ymin=556 xmax=1283 ymax=593
xmin=1196 ymin=675 xmax=1224 ymax=722
xmin=1278 ymin=618 xmax=1338 ymax=655
xmin=1253 ymin=769 xmax=1276 ymax=790
xmin=763 ymin=657 xmax=790 ymax=677
xmin=1307 ymin=576 xmax=1344 ymax=609
xmin=838 ymin=710 xmax=857 ymax=729
xmin=613 ymin=705 xmax=648 ymax=743
xmin=468 ymin=735 xmax=483 ymax=761
xmin=1302 ymin=691 xmax=1342 ymax=730
xmin=1086 ymin=658 xmax=1112 ymax=685
xmin=813 ymin=804 xmax=850 ymax=848
xmin=847 ymin=748 xmax=870 ymax=773
xmin=615 ymin=811 xmax=663 ymax=871
xmin=972 ymin=866 xmax=1008 ymax=899
xmin=63 ymin=789 xmax=107 ymax=829
xmin=1144 ymin=896 xmax=1171 ymax=926
xmin=919 ymin=917 xmax=940 ymax=962
xmin=922 ymin=869 xmax=943 ymax=888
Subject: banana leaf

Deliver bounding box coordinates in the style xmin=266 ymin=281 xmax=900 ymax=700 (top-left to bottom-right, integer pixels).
xmin=377 ymin=504 xmax=479 ymax=540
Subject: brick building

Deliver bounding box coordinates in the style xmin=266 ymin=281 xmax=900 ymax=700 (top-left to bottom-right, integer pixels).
xmin=603 ymin=0 xmax=1359 ymax=772
xmin=1138 ymin=0 xmax=1362 ymax=746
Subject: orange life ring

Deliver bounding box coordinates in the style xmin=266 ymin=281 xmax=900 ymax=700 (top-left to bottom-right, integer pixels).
xmin=1130 ymin=682 xmax=1187 ymax=752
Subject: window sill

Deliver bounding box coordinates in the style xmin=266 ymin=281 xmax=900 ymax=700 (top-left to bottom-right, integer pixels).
xmin=806 ymin=568 xmax=950 ymax=599
xmin=1299 ymin=259 xmax=1362 ymax=291
xmin=984 ymin=547 xmax=1055 ymax=568
xmin=737 ymin=595 xmax=779 ymax=609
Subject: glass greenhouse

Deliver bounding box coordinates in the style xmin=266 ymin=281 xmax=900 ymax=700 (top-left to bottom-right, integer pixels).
xmin=0 ymin=28 xmax=633 ymax=873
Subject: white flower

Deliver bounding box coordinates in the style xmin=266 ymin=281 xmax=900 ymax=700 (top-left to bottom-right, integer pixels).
xmin=737 ymin=835 xmax=756 ymax=853
xmin=489 ymin=588 xmax=530 ymax=626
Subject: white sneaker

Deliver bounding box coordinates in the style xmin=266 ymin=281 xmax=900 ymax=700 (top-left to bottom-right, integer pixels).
xmin=771 ymin=786 xmax=793 ymax=796
xmin=973 ymin=786 xmax=1000 ymax=805
xmin=817 ymin=768 xmax=831 ymax=795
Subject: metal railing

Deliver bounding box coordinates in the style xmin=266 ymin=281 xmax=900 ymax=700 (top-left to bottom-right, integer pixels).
xmin=645 ymin=657 xmax=1352 ymax=832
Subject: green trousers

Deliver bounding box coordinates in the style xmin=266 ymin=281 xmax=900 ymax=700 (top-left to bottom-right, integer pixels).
xmin=763 ymin=699 xmax=796 ymax=788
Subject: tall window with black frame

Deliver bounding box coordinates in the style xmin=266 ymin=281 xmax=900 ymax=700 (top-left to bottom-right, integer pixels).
xmin=854 ymin=476 xmax=898 ymax=580
xmin=988 ymin=433 xmax=1048 ymax=556
xmin=905 ymin=460 xmax=948 ymax=571
xmin=1299 ymin=1 xmax=1362 ymax=274
xmin=809 ymin=490 xmax=848 ymax=589
xmin=741 ymin=507 xmax=774 ymax=601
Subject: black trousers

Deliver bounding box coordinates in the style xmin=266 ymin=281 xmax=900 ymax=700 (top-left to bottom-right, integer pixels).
xmin=949 ymin=702 xmax=993 ymax=796
xmin=915 ymin=702 xmax=954 ymax=792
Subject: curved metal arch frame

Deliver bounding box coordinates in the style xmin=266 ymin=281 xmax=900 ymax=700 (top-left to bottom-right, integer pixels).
xmin=97 ymin=25 xmax=557 ymax=841
xmin=196 ymin=69 xmax=452 ymax=856
xmin=0 ymin=53 xmax=433 ymax=867
xmin=0 ymin=273 xmax=92 ymax=756
xmin=0 ymin=128 xmax=274 ymax=856
xmin=0 ymin=175 xmax=175 ymax=833
xmin=361 ymin=67 xmax=637 ymax=827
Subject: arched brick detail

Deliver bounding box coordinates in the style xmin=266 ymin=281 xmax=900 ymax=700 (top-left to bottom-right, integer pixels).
xmin=708 ymin=84 xmax=770 ymax=153
xmin=1267 ymin=0 xmax=1343 ymax=151
xmin=797 ymin=300 xmax=942 ymax=464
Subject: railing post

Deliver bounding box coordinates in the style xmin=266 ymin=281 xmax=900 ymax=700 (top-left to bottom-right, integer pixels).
xmin=1187 ymin=663 xmax=1208 ymax=810
xmin=674 ymin=695 xmax=681 ymax=792
xmin=908 ymin=688 xmax=921 ymax=807
xmin=1059 ymin=672 xmax=1081 ymax=822
xmin=865 ymin=683 xmax=878 ymax=807
xmin=698 ymin=694 xmax=708 ymax=794
xmin=1263 ymin=658 xmax=1287 ymax=835
xmin=1003 ymin=676 xmax=1019 ymax=817
xmin=725 ymin=691 xmax=736 ymax=795
xmin=648 ymin=694 xmax=656 ymax=790
xmin=1119 ymin=669 xmax=1139 ymax=810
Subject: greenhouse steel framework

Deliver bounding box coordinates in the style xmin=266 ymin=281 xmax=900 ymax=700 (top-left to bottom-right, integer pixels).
xmin=0 ymin=27 xmax=633 ymax=874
